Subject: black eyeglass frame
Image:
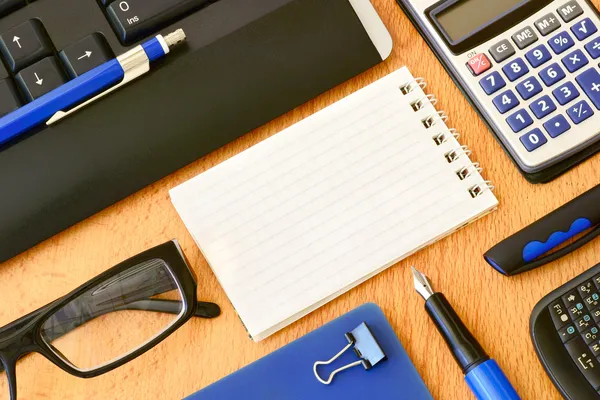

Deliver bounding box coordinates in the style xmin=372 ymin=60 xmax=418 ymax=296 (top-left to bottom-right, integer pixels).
xmin=0 ymin=240 xmax=212 ymax=399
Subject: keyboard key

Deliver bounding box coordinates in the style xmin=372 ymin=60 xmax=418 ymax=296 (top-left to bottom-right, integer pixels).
xmin=479 ymin=71 xmax=505 ymax=94
xmin=592 ymin=341 xmax=600 ymax=356
xmin=493 ymin=90 xmax=519 ymax=114
xmin=549 ymin=299 xmax=570 ymax=329
xmin=583 ymin=326 xmax=600 ymax=344
xmin=15 ymin=57 xmax=67 ymax=102
xmin=593 ymin=308 xmax=600 ymax=323
xmin=548 ymin=31 xmax=575 ymax=54
xmin=516 ymin=76 xmax=543 ymax=100
xmin=0 ymin=79 xmax=21 ymax=118
xmin=543 ymin=114 xmax=571 ymax=138
xmin=59 ymin=33 xmax=114 ymax=78
xmin=565 ymin=290 xmax=585 ymax=309
xmin=585 ymin=37 xmax=600 ymax=59
xmin=577 ymin=313 xmax=593 ymax=332
xmin=594 ymin=274 xmax=600 ymax=290
xmin=572 ymin=18 xmax=597 ymax=41
xmin=569 ymin=301 xmax=586 ymax=319
xmin=0 ymin=19 xmax=53 ymax=73
xmin=512 ymin=26 xmax=538 ymax=49
xmin=585 ymin=292 xmax=600 ymax=310
xmin=567 ymin=100 xmax=595 ymax=124
xmin=562 ymin=49 xmax=589 ymax=72
xmin=106 ymin=0 xmax=212 ymax=45
xmin=580 ymin=281 xmax=596 ymax=298
xmin=553 ymin=82 xmax=580 ymax=105
xmin=535 ymin=13 xmax=562 ymax=36
xmin=502 ymin=58 xmax=529 ymax=81
xmin=557 ymin=1 xmax=584 ymax=22
xmin=0 ymin=0 xmax=25 ymax=18
xmin=539 ymin=63 xmax=566 ymax=86
xmin=489 ymin=39 xmax=515 ymax=63
xmin=565 ymin=336 xmax=600 ymax=388
xmin=576 ymin=68 xmax=600 ymax=109
xmin=558 ymin=324 xmax=578 ymax=343
xmin=526 ymin=44 xmax=552 ymax=67
xmin=520 ymin=128 xmax=547 ymax=152
xmin=530 ymin=95 xmax=557 ymax=119
xmin=467 ymin=53 xmax=492 ymax=76
xmin=506 ymin=109 xmax=533 ymax=132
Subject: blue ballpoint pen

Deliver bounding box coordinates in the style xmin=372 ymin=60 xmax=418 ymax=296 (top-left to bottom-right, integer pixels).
xmin=412 ymin=267 xmax=521 ymax=400
xmin=0 ymin=28 xmax=186 ymax=146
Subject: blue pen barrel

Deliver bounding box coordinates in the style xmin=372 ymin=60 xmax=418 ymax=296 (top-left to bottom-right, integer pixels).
xmin=465 ymin=360 xmax=521 ymax=400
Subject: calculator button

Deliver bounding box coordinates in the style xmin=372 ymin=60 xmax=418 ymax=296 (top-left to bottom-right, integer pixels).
xmin=526 ymin=44 xmax=552 ymax=68
xmin=544 ymin=115 xmax=571 ymax=138
xmin=516 ymin=77 xmax=543 ymax=100
xmin=579 ymin=281 xmax=596 ymax=298
xmin=568 ymin=100 xmax=595 ymax=123
xmin=549 ymin=31 xmax=575 ymax=54
xmin=502 ymin=58 xmax=529 ymax=81
xmin=553 ymin=82 xmax=580 ymax=105
xmin=572 ymin=18 xmax=598 ymax=41
xmin=577 ymin=314 xmax=593 ymax=332
xmin=512 ymin=26 xmax=538 ymax=50
xmin=530 ymin=95 xmax=557 ymax=119
xmin=562 ymin=49 xmax=589 ymax=72
xmin=585 ymin=37 xmax=600 ymax=59
xmin=489 ymin=39 xmax=515 ymax=63
xmin=539 ymin=63 xmax=566 ymax=86
xmin=520 ymin=128 xmax=548 ymax=152
xmin=576 ymin=68 xmax=600 ymax=109
xmin=565 ymin=337 xmax=600 ymax=388
xmin=506 ymin=109 xmax=533 ymax=133
xmin=584 ymin=326 xmax=600 ymax=344
xmin=535 ymin=13 xmax=562 ymax=36
xmin=493 ymin=90 xmax=519 ymax=114
xmin=467 ymin=53 xmax=492 ymax=76
xmin=479 ymin=71 xmax=506 ymax=95
xmin=558 ymin=1 xmax=584 ymax=23
xmin=559 ymin=324 xmax=578 ymax=343
xmin=585 ymin=293 xmax=600 ymax=310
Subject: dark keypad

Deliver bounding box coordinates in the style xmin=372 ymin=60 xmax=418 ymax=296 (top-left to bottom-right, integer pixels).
xmin=592 ymin=341 xmax=600 ymax=357
xmin=583 ymin=326 xmax=600 ymax=344
xmin=512 ymin=26 xmax=538 ymax=50
xmin=0 ymin=19 xmax=53 ymax=73
xmin=592 ymin=308 xmax=600 ymax=323
xmin=489 ymin=39 xmax=516 ymax=63
xmin=565 ymin=337 xmax=600 ymax=388
xmin=558 ymin=1 xmax=584 ymax=23
xmin=0 ymin=0 xmax=25 ymax=19
xmin=535 ymin=13 xmax=562 ymax=36
xmin=105 ymin=0 xmax=212 ymax=45
xmin=16 ymin=57 xmax=67 ymax=102
xmin=559 ymin=324 xmax=579 ymax=343
xmin=59 ymin=33 xmax=114 ymax=78
xmin=0 ymin=78 xmax=21 ymax=117
xmin=549 ymin=299 xmax=570 ymax=329
xmin=576 ymin=314 xmax=593 ymax=332
xmin=585 ymin=292 xmax=600 ymax=310
xmin=579 ymin=281 xmax=596 ymax=298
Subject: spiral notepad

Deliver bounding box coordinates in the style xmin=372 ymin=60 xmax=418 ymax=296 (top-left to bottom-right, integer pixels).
xmin=170 ymin=67 xmax=499 ymax=341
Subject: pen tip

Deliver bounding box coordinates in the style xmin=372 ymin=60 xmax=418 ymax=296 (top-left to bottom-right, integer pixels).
xmin=411 ymin=266 xmax=435 ymax=300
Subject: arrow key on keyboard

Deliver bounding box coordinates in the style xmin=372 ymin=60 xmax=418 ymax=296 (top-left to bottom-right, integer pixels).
xmin=16 ymin=57 xmax=67 ymax=102
xmin=0 ymin=19 xmax=53 ymax=73
xmin=59 ymin=33 xmax=114 ymax=78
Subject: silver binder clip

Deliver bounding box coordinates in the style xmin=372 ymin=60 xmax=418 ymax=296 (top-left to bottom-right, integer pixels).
xmin=313 ymin=322 xmax=387 ymax=385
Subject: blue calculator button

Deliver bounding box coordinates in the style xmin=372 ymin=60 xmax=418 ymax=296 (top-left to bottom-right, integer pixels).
xmin=520 ymin=128 xmax=548 ymax=152
xmin=549 ymin=31 xmax=575 ymax=54
xmin=585 ymin=37 xmax=600 ymax=59
xmin=506 ymin=109 xmax=533 ymax=132
xmin=479 ymin=71 xmax=506 ymax=95
xmin=516 ymin=76 xmax=543 ymax=100
xmin=502 ymin=58 xmax=529 ymax=81
xmin=530 ymin=95 xmax=557 ymax=119
xmin=493 ymin=90 xmax=520 ymax=114
xmin=571 ymin=18 xmax=598 ymax=41
xmin=562 ymin=49 xmax=589 ymax=72
xmin=576 ymin=68 xmax=600 ymax=109
xmin=526 ymin=44 xmax=552 ymax=67
xmin=543 ymin=114 xmax=571 ymax=138
xmin=553 ymin=81 xmax=581 ymax=105
xmin=539 ymin=63 xmax=566 ymax=86
xmin=567 ymin=100 xmax=595 ymax=124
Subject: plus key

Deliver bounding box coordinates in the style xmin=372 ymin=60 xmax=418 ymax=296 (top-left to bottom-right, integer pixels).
xmin=576 ymin=68 xmax=600 ymax=109
xmin=467 ymin=53 xmax=492 ymax=76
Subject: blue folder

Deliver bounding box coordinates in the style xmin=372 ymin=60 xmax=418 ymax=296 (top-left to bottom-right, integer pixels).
xmin=186 ymin=303 xmax=433 ymax=399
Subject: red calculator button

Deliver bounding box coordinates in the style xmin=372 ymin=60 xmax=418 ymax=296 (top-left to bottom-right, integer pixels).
xmin=467 ymin=53 xmax=492 ymax=76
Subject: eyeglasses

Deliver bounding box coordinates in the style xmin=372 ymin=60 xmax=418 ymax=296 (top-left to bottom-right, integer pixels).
xmin=0 ymin=240 xmax=220 ymax=400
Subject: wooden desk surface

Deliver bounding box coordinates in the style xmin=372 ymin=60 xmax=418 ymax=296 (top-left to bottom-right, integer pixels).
xmin=2 ymin=1 xmax=600 ymax=399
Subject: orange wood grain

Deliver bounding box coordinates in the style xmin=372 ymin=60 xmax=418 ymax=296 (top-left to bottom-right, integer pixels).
xmin=2 ymin=1 xmax=600 ymax=398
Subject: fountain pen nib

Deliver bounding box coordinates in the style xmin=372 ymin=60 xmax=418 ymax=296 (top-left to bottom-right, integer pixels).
xmin=411 ymin=267 xmax=435 ymax=301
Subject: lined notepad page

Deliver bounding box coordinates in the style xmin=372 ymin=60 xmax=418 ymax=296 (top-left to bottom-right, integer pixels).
xmin=170 ymin=67 xmax=498 ymax=341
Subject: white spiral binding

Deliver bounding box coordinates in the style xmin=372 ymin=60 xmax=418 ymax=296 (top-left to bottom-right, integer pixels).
xmin=457 ymin=163 xmax=483 ymax=180
xmin=444 ymin=145 xmax=472 ymax=163
xmin=422 ymin=111 xmax=448 ymax=128
xmin=468 ymin=181 xmax=495 ymax=198
xmin=433 ymin=128 xmax=460 ymax=145
xmin=411 ymin=94 xmax=438 ymax=111
xmin=399 ymin=77 xmax=427 ymax=95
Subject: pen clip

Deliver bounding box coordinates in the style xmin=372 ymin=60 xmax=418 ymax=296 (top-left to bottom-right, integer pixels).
xmin=46 ymin=46 xmax=150 ymax=126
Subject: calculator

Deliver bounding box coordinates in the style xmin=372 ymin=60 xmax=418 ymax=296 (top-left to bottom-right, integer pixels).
xmin=531 ymin=262 xmax=600 ymax=399
xmin=397 ymin=0 xmax=600 ymax=183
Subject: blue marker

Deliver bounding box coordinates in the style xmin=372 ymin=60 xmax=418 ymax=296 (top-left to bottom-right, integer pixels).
xmin=0 ymin=29 xmax=186 ymax=146
xmin=412 ymin=267 xmax=521 ymax=400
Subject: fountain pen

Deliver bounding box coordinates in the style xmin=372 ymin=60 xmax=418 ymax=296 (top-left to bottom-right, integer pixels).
xmin=412 ymin=267 xmax=520 ymax=400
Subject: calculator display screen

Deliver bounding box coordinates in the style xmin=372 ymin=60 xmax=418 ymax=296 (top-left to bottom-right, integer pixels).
xmin=436 ymin=0 xmax=529 ymax=42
